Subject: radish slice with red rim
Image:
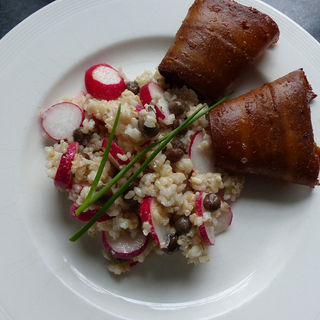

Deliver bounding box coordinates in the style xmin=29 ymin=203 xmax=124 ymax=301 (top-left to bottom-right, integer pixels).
xmin=41 ymin=102 xmax=84 ymax=141
xmin=215 ymin=207 xmax=233 ymax=235
xmin=139 ymin=82 xmax=164 ymax=106
xmin=102 ymin=139 xmax=130 ymax=169
xmin=199 ymin=222 xmax=215 ymax=246
xmin=70 ymin=203 xmax=112 ymax=222
xmin=154 ymin=105 xmax=166 ymax=120
xmin=140 ymin=197 xmax=171 ymax=248
xmin=195 ymin=192 xmax=215 ymax=245
xmin=54 ymin=142 xmax=79 ymax=190
xmin=85 ymin=64 xmax=125 ymax=100
xmin=139 ymin=82 xmax=174 ymax=125
xmin=189 ymin=131 xmax=215 ymax=173
xmin=135 ymin=105 xmax=145 ymax=113
xmin=102 ymin=229 xmax=148 ymax=260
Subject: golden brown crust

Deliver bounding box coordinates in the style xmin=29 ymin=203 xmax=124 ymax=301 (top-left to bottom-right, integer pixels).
xmin=158 ymin=0 xmax=279 ymax=100
xmin=208 ymin=69 xmax=319 ymax=187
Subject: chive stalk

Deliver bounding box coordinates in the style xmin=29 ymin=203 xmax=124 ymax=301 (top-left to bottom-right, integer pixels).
xmin=84 ymin=104 xmax=121 ymax=202
xmin=75 ymin=103 xmax=207 ymax=215
xmin=70 ymin=95 xmax=229 ymax=242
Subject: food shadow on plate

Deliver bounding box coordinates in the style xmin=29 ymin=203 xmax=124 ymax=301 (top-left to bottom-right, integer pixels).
xmin=111 ymin=251 xmax=196 ymax=283
xmin=54 ymin=190 xmax=74 ymax=224
xmin=53 ymin=189 xmax=197 ymax=281
xmin=240 ymin=174 xmax=313 ymax=204
xmin=229 ymin=64 xmax=269 ymax=98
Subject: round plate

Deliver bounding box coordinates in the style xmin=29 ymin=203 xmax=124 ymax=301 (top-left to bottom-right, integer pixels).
xmin=1 ymin=0 xmax=320 ymax=319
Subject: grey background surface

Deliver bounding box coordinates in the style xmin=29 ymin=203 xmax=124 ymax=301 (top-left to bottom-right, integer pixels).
xmin=0 ymin=0 xmax=319 ymax=41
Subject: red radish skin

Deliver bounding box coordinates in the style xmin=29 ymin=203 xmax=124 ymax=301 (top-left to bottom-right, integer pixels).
xmin=155 ymin=103 xmax=174 ymax=125
xmin=135 ymin=105 xmax=145 ymax=113
xmin=139 ymin=104 xmax=169 ymax=122
xmin=129 ymin=261 xmax=139 ymax=267
xmin=91 ymin=113 xmax=105 ymax=125
xmin=139 ymin=82 xmax=174 ymax=124
xmin=75 ymin=184 xmax=84 ymax=195
xmin=54 ymin=142 xmax=79 ymax=190
xmin=215 ymin=207 xmax=233 ymax=235
xmin=154 ymin=105 xmax=166 ymax=120
xmin=41 ymin=102 xmax=84 ymax=141
xmin=102 ymin=139 xmax=130 ymax=168
xmin=140 ymin=197 xmax=171 ymax=248
xmin=189 ymin=131 xmax=215 ymax=173
xmin=196 ymin=192 xmax=215 ymax=245
xmin=199 ymin=224 xmax=215 ymax=246
xmin=139 ymin=82 xmax=164 ymax=106
xmin=85 ymin=64 xmax=125 ymax=101
xmin=195 ymin=192 xmax=204 ymax=217
xmin=188 ymin=133 xmax=196 ymax=158
xmin=70 ymin=203 xmax=112 ymax=222
xmin=139 ymin=83 xmax=152 ymax=105
xmin=102 ymin=229 xmax=148 ymax=260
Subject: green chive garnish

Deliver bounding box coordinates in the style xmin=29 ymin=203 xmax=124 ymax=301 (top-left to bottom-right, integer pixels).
xmin=80 ymin=104 xmax=121 ymax=205
xmin=70 ymin=95 xmax=229 ymax=242
xmin=75 ymin=102 xmax=207 ymax=216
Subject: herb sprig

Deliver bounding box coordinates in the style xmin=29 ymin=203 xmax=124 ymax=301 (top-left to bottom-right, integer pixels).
xmin=70 ymin=95 xmax=229 ymax=242
xmin=76 ymin=103 xmax=206 ymax=216
xmin=84 ymin=104 xmax=121 ymax=202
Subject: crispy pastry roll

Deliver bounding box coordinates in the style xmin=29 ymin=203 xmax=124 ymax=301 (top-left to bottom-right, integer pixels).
xmin=159 ymin=0 xmax=279 ymax=100
xmin=208 ymin=69 xmax=319 ymax=187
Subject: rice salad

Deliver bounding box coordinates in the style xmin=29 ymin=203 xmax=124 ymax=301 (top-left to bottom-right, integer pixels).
xmin=43 ymin=66 xmax=244 ymax=275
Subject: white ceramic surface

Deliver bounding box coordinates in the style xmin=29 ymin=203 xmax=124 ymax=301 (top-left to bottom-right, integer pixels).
xmin=1 ymin=0 xmax=320 ymax=319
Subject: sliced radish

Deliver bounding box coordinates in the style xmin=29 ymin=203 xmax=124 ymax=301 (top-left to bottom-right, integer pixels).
xmin=135 ymin=105 xmax=145 ymax=113
xmin=69 ymin=202 xmax=112 ymax=222
xmin=195 ymin=192 xmax=215 ymax=245
xmin=54 ymin=142 xmax=79 ymax=190
xmin=102 ymin=139 xmax=130 ymax=169
xmin=85 ymin=64 xmax=125 ymax=101
xmin=102 ymin=229 xmax=148 ymax=260
xmin=215 ymin=207 xmax=233 ymax=235
xmin=155 ymin=103 xmax=174 ymax=125
xmin=41 ymin=102 xmax=84 ymax=141
xmin=139 ymin=82 xmax=164 ymax=106
xmin=141 ymin=104 xmax=170 ymax=122
xmin=140 ymin=197 xmax=171 ymax=248
xmin=154 ymin=105 xmax=166 ymax=120
xmin=91 ymin=113 xmax=105 ymax=125
xmin=139 ymin=82 xmax=174 ymax=125
xmin=189 ymin=131 xmax=215 ymax=173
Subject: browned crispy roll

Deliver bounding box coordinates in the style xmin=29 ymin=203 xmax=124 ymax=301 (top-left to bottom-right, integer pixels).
xmin=158 ymin=0 xmax=279 ymax=100
xmin=208 ymin=69 xmax=319 ymax=187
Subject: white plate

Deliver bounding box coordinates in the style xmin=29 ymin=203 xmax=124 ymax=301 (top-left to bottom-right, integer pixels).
xmin=1 ymin=0 xmax=320 ymax=319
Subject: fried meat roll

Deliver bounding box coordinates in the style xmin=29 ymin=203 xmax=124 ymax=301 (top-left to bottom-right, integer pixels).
xmin=158 ymin=0 xmax=279 ymax=100
xmin=208 ymin=69 xmax=319 ymax=187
